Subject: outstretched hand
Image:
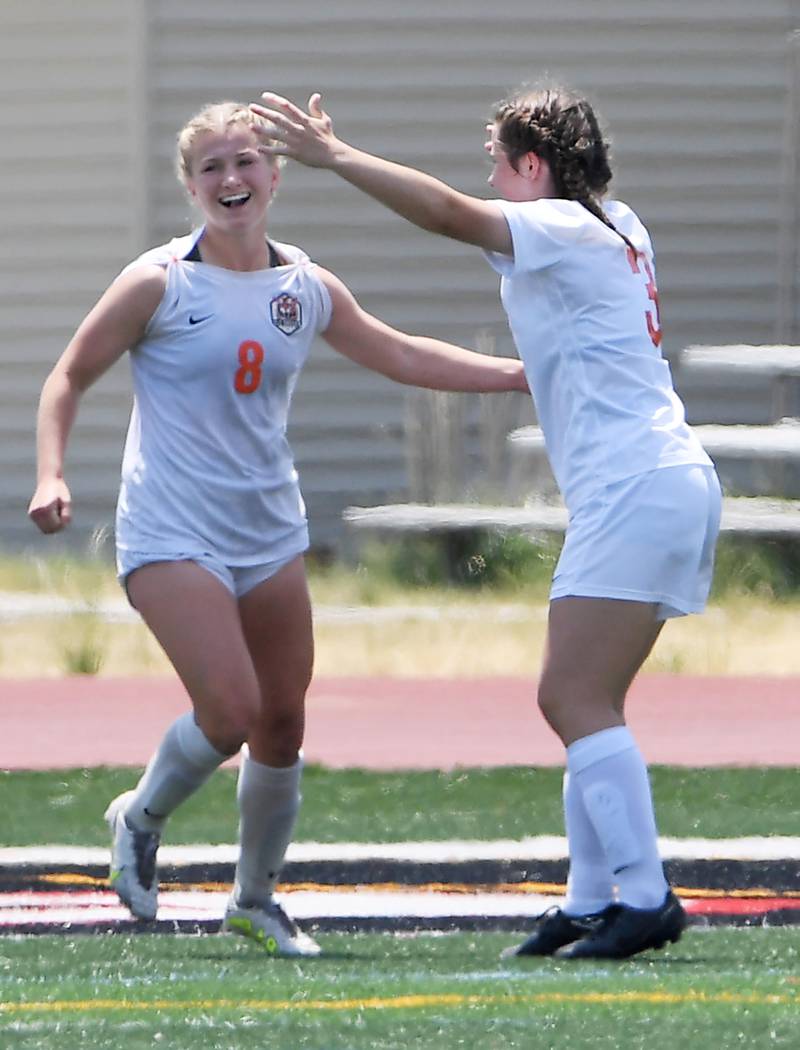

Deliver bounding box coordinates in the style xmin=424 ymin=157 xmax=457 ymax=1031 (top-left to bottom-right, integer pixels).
xmin=250 ymin=92 xmax=340 ymax=168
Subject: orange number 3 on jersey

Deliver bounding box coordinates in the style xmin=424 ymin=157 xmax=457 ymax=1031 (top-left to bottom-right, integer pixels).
xmin=626 ymin=246 xmax=663 ymax=349
xmin=234 ymin=340 xmax=265 ymax=394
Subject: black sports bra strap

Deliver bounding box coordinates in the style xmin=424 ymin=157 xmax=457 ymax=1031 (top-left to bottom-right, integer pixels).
xmin=182 ymin=238 xmax=280 ymax=266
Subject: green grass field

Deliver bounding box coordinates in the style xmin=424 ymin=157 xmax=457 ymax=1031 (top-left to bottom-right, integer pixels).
xmin=1 ymin=930 xmax=798 ymax=1049
xmin=1 ymin=765 xmax=797 ymax=845
xmin=0 ymin=765 xmax=797 ymax=845
xmin=3 ymin=765 xmax=799 ymax=1047
xmin=2 ymin=553 xmax=799 ymax=1046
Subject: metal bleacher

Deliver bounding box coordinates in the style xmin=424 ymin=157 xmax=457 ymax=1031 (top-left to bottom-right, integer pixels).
xmin=343 ymin=346 xmax=800 ymax=555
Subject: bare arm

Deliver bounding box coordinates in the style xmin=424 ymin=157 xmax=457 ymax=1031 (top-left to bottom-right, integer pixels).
xmin=252 ymin=92 xmax=513 ymax=256
xmin=29 ymin=265 xmax=166 ymax=534
xmin=318 ymin=269 xmax=527 ymax=393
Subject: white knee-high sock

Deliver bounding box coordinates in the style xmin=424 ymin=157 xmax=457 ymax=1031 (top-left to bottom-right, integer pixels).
xmin=567 ymin=726 xmax=668 ymax=910
xmin=125 ymin=712 xmax=228 ymax=832
xmin=233 ymin=750 xmax=303 ymax=908
xmin=561 ymin=770 xmax=615 ymax=916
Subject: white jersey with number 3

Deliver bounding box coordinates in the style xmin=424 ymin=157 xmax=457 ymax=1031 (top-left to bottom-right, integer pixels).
xmin=115 ymin=230 xmax=332 ymax=564
xmin=484 ymin=199 xmax=711 ymax=514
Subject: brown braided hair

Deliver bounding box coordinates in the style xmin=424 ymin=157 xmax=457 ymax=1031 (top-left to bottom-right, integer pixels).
xmin=493 ymin=85 xmax=636 ymax=254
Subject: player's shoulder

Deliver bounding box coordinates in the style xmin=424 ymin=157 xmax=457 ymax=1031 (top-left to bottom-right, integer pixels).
xmin=118 ymin=231 xmax=201 ymax=279
xmin=270 ymin=239 xmax=316 ymax=269
xmin=605 ymin=199 xmax=643 ymax=226
xmin=271 ymin=239 xmax=331 ymax=295
xmin=498 ymin=197 xmax=597 ymax=238
xmin=605 ymin=200 xmax=652 ymax=245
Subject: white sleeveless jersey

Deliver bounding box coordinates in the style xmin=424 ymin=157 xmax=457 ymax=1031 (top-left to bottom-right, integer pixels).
xmin=484 ymin=199 xmax=711 ymax=514
xmin=115 ymin=230 xmax=332 ymax=564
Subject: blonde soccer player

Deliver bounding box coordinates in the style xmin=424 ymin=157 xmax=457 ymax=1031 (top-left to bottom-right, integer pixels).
xmin=253 ymin=85 xmax=721 ymax=960
xmin=29 ymin=100 xmax=528 ymax=957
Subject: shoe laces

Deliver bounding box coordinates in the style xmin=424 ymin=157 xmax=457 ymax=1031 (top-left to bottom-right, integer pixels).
xmin=131 ymin=827 xmax=160 ymax=890
xmin=266 ymin=900 xmax=300 ymax=937
xmin=534 ymin=906 xmax=564 ymax=925
xmin=537 ymin=905 xmax=606 ymax=933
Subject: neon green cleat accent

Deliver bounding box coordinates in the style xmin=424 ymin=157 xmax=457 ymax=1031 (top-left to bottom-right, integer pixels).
xmin=223 ymin=897 xmax=321 ymax=957
xmin=226 ymin=917 xmax=279 ymax=954
xmin=104 ymin=791 xmax=160 ymax=921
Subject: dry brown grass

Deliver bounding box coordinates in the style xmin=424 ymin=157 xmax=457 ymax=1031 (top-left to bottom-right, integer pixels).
xmin=1 ymin=597 xmax=798 ymax=678
xmin=315 ymin=600 xmax=800 ymax=677
xmin=1 ymin=546 xmax=797 ymax=677
xmin=0 ymin=618 xmax=170 ymax=678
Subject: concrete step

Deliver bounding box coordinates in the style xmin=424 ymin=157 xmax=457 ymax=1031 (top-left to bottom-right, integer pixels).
xmin=506 ymin=420 xmax=800 ymax=499
xmin=673 ymin=344 xmax=800 ymax=425
xmin=344 ymin=496 xmax=800 ymax=547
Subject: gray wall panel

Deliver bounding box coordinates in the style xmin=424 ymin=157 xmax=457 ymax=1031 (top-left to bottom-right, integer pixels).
xmin=0 ymin=2 xmax=147 ymax=552
xmin=1 ymin=0 xmax=797 ymax=551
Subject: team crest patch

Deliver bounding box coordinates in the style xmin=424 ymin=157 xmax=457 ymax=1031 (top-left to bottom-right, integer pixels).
xmin=270 ymin=293 xmax=303 ymax=335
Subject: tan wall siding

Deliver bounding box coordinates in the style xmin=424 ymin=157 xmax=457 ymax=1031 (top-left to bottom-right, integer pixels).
xmin=0 ymin=1 xmax=147 ymax=551
xmin=0 ymin=0 xmax=797 ymax=551
xmin=146 ymin=0 xmax=796 ymax=544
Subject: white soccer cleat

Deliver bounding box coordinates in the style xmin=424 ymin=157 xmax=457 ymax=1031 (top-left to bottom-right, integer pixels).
xmin=223 ymin=895 xmax=321 ymax=957
xmin=104 ymin=790 xmax=160 ymax=921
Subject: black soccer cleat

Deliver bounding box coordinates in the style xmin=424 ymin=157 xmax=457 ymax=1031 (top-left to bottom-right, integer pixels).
xmin=501 ymin=905 xmax=612 ymax=958
xmin=556 ymin=890 xmax=687 ymax=960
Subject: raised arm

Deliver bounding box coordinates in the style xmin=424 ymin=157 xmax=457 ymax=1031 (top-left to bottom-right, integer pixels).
xmin=318 ymin=268 xmax=527 ymax=393
xmin=28 ymin=265 xmax=166 ymax=534
xmin=252 ymin=92 xmax=513 ymax=256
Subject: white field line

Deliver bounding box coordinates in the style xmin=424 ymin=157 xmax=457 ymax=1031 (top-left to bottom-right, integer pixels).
xmin=0 ymin=889 xmax=565 ymax=925
xmin=2 ymin=836 xmax=800 ymax=867
xmin=0 ymin=592 xmax=541 ymax=625
xmin=0 ymin=888 xmax=746 ymax=927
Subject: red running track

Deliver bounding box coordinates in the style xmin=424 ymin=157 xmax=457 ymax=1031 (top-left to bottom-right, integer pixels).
xmin=1 ymin=674 xmax=797 ymax=769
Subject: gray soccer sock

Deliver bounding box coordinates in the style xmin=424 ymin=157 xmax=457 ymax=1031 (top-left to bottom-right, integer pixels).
xmin=568 ymin=726 xmax=669 ymax=910
xmin=233 ymin=749 xmax=303 ymax=908
xmin=561 ymin=769 xmax=615 ymax=916
xmin=125 ymin=712 xmax=228 ymax=832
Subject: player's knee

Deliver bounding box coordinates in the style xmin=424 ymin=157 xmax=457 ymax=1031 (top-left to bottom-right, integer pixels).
xmin=257 ymin=705 xmax=303 ymax=760
xmin=198 ymin=693 xmax=260 ymax=756
xmin=537 ymin=673 xmax=563 ymax=729
xmin=537 ymin=673 xmax=589 ymax=738
xmin=266 ymin=706 xmax=303 ymax=744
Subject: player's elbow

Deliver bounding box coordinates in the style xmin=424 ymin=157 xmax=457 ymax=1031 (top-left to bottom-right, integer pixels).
xmin=428 ymin=195 xmax=472 ymax=241
xmin=399 ymin=188 xmax=471 ymax=241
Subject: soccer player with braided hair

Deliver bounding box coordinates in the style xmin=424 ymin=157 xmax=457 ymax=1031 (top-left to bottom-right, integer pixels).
xmin=254 ymin=84 xmax=722 ymax=961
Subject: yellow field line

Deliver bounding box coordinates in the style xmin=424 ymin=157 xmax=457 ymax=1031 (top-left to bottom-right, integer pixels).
xmin=1 ymin=990 xmax=797 ymax=1015
xmin=35 ymin=873 xmax=800 ymax=899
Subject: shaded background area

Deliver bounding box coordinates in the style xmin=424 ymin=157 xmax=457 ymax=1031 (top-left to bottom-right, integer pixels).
xmin=2 ymin=0 xmax=800 ymax=553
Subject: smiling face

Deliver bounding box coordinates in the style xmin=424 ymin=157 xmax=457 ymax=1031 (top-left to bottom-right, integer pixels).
xmin=184 ymin=124 xmax=280 ymax=230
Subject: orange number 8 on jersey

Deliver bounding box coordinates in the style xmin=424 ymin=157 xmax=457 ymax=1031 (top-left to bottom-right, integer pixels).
xmin=234 ymin=340 xmax=264 ymax=394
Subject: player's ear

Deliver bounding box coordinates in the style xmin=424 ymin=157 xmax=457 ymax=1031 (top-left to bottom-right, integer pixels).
xmin=269 ymin=162 xmax=281 ymax=197
xmin=520 ymin=152 xmax=542 ymax=181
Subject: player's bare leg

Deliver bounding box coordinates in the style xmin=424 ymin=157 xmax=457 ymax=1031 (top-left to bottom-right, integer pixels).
xmin=223 ymin=555 xmax=320 ymax=956
xmin=106 ymin=561 xmax=260 ymax=919
xmin=511 ymin=597 xmax=685 ymax=960
xmin=128 ymin=561 xmax=263 ymax=754
xmin=239 ymin=555 xmax=312 ymax=767
xmin=538 ymin=596 xmax=663 ymax=746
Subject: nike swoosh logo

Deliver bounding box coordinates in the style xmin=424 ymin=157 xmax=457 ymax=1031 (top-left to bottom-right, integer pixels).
xmin=189 ymin=314 xmax=213 ymax=325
